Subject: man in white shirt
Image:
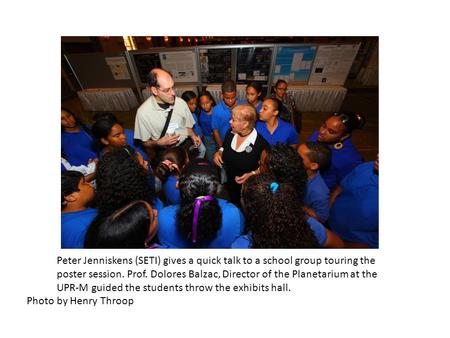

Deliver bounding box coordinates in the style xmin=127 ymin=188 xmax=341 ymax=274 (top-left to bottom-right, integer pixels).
xmin=134 ymin=68 xmax=202 ymax=150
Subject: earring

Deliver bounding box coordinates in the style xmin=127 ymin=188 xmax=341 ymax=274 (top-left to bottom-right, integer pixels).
xmin=334 ymin=142 xmax=343 ymax=150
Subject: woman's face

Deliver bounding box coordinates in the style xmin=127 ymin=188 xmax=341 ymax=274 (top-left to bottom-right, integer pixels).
xmin=229 ymin=111 xmax=248 ymax=134
xmin=259 ymin=99 xmax=278 ymax=122
xmin=246 ymin=86 xmax=260 ymax=105
xmin=199 ymin=95 xmax=213 ymax=112
xmin=317 ymin=116 xmax=347 ymax=144
xmin=274 ymin=82 xmax=288 ymax=100
xmin=61 ymin=110 xmax=76 ymax=129
xmin=103 ymin=123 xmax=127 ymax=148
xmin=187 ymin=98 xmax=197 ymax=113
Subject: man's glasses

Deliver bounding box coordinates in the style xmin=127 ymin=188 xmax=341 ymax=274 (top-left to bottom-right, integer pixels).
xmin=157 ymin=86 xmax=175 ymax=94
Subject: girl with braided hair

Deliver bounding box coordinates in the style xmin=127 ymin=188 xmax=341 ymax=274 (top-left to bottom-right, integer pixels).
xmin=233 ymin=173 xmax=320 ymax=248
xmin=157 ymin=160 xmax=244 ymax=248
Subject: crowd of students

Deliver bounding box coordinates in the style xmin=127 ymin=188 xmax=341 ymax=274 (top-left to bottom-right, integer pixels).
xmin=61 ymin=78 xmax=378 ymax=249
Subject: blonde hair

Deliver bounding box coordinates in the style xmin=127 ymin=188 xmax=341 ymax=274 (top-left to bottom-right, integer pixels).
xmin=232 ymin=104 xmax=257 ymax=129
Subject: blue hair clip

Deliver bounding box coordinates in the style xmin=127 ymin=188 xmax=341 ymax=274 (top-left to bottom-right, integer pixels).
xmin=270 ymin=182 xmax=279 ymax=194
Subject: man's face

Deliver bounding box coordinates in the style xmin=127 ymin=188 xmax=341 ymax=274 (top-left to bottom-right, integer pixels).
xmin=151 ymin=73 xmax=176 ymax=105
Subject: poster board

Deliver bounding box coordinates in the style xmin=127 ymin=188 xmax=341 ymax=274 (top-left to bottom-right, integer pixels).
xmin=132 ymin=53 xmax=162 ymax=85
xmin=66 ymin=52 xmax=136 ymax=89
xmin=236 ymin=47 xmax=273 ymax=83
xmin=308 ymin=44 xmax=360 ymax=85
xmin=159 ymin=50 xmax=199 ymax=82
xmin=272 ymin=45 xmax=317 ymax=84
xmin=198 ymin=48 xmax=232 ymax=83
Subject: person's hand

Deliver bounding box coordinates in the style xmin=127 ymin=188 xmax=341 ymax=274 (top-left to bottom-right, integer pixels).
xmin=213 ymin=151 xmax=223 ymax=168
xmin=157 ymin=134 xmax=180 ymax=147
xmin=235 ymin=171 xmax=255 ymax=185
xmin=191 ymin=134 xmax=202 ymax=147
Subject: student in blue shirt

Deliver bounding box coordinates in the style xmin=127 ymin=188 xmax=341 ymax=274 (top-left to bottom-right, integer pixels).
xmin=232 ymin=173 xmax=320 ymax=248
xmin=61 ymin=107 xmax=98 ymax=167
xmin=297 ymin=142 xmax=331 ymax=223
xmin=91 ymin=112 xmax=148 ymax=161
xmin=157 ymin=160 xmax=244 ymax=248
xmin=61 ymin=171 xmax=97 ymax=248
xmin=328 ymin=157 xmax=379 ymax=248
xmin=211 ymin=79 xmax=244 ymax=147
xmin=84 ymin=200 xmax=159 ymax=248
xmin=154 ymin=146 xmax=189 ymax=206
xmin=246 ymin=82 xmax=263 ymax=115
xmin=258 ymin=144 xmax=343 ymax=248
xmin=256 ymin=98 xmax=299 ymax=146
xmin=308 ymin=111 xmax=365 ymax=191
xmin=198 ymin=91 xmax=217 ymax=162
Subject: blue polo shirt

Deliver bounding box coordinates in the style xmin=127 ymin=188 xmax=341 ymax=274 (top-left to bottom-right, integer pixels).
xmin=308 ymin=130 xmax=363 ymax=191
xmin=231 ymin=216 xmax=327 ymax=248
xmin=199 ymin=109 xmax=213 ymax=137
xmin=191 ymin=113 xmax=203 ymax=138
xmin=211 ymin=99 xmax=245 ymax=142
xmin=61 ymin=208 xmax=98 ymax=248
xmin=329 ymin=161 xmax=378 ymax=248
xmin=124 ymin=129 xmax=148 ymax=161
xmin=305 ymin=173 xmax=330 ymax=222
xmin=256 ymin=119 xmax=299 ymax=146
xmin=61 ymin=130 xmax=98 ymax=166
xmin=157 ymin=198 xmax=245 ymax=248
xmin=163 ymin=175 xmax=181 ymax=206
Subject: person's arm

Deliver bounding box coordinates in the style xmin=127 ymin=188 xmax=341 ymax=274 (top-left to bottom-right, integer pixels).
xmin=323 ymin=229 xmax=344 ymax=248
xmin=329 ymin=185 xmax=343 ymax=208
xmin=142 ymin=135 xmax=180 ymax=149
xmin=186 ymin=127 xmax=202 ymax=147
xmin=303 ymin=206 xmax=325 ymax=224
xmin=213 ymin=129 xmax=223 ymax=148
xmin=213 ymin=147 xmax=224 ymax=168
xmin=235 ymin=170 xmax=257 ymax=185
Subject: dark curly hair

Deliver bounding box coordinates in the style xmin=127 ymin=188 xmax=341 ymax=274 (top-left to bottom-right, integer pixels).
xmin=265 ymin=143 xmax=307 ymax=201
xmin=84 ymin=200 xmax=156 ymax=248
xmin=95 ymin=145 xmax=155 ymax=216
xmin=242 ymin=173 xmax=319 ymax=248
xmin=176 ymin=162 xmax=222 ymax=246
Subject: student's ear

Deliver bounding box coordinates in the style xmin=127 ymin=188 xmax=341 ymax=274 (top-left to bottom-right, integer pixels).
xmin=64 ymin=192 xmax=78 ymax=204
xmin=310 ymin=162 xmax=319 ymax=171
xmin=274 ymin=109 xmax=279 ymax=117
xmin=175 ymin=181 xmax=179 ymax=190
xmin=100 ymin=137 xmax=109 ymax=146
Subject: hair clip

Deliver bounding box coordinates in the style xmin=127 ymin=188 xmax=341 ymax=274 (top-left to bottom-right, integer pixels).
xmin=270 ymin=182 xmax=279 ymax=194
xmin=192 ymin=195 xmax=214 ymax=243
xmin=123 ymin=147 xmax=131 ymax=155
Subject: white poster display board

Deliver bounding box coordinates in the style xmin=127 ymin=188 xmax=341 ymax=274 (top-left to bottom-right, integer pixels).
xmin=308 ymin=44 xmax=360 ymax=85
xmin=104 ymin=56 xmax=131 ymax=80
xmin=160 ymin=51 xmax=198 ymax=82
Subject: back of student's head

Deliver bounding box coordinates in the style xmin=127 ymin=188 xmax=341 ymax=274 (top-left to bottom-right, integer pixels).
xmin=221 ymin=79 xmax=236 ymax=93
xmin=155 ymin=146 xmax=189 ymax=182
xmin=331 ymin=111 xmax=365 ymax=133
xmin=242 ymin=173 xmax=319 ymax=248
xmin=176 ymin=162 xmax=222 ymax=245
xmin=304 ymin=141 xmax=332 ymax=170
xmin=84 ymin=200 xmax=157 ymax=249
xmin=265 ymin=143 xmax=307 ymax=201
xmin=61 ymin=170 xmax=83 ymax=209
xmin=95 ymin=145 xmax=154 ymax=215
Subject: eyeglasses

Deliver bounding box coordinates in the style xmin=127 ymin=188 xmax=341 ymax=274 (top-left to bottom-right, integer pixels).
xmin=276 ymin=87 xmax=287 ymax=92
xmin=156 ymin=86 xmax=176 ymax=94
